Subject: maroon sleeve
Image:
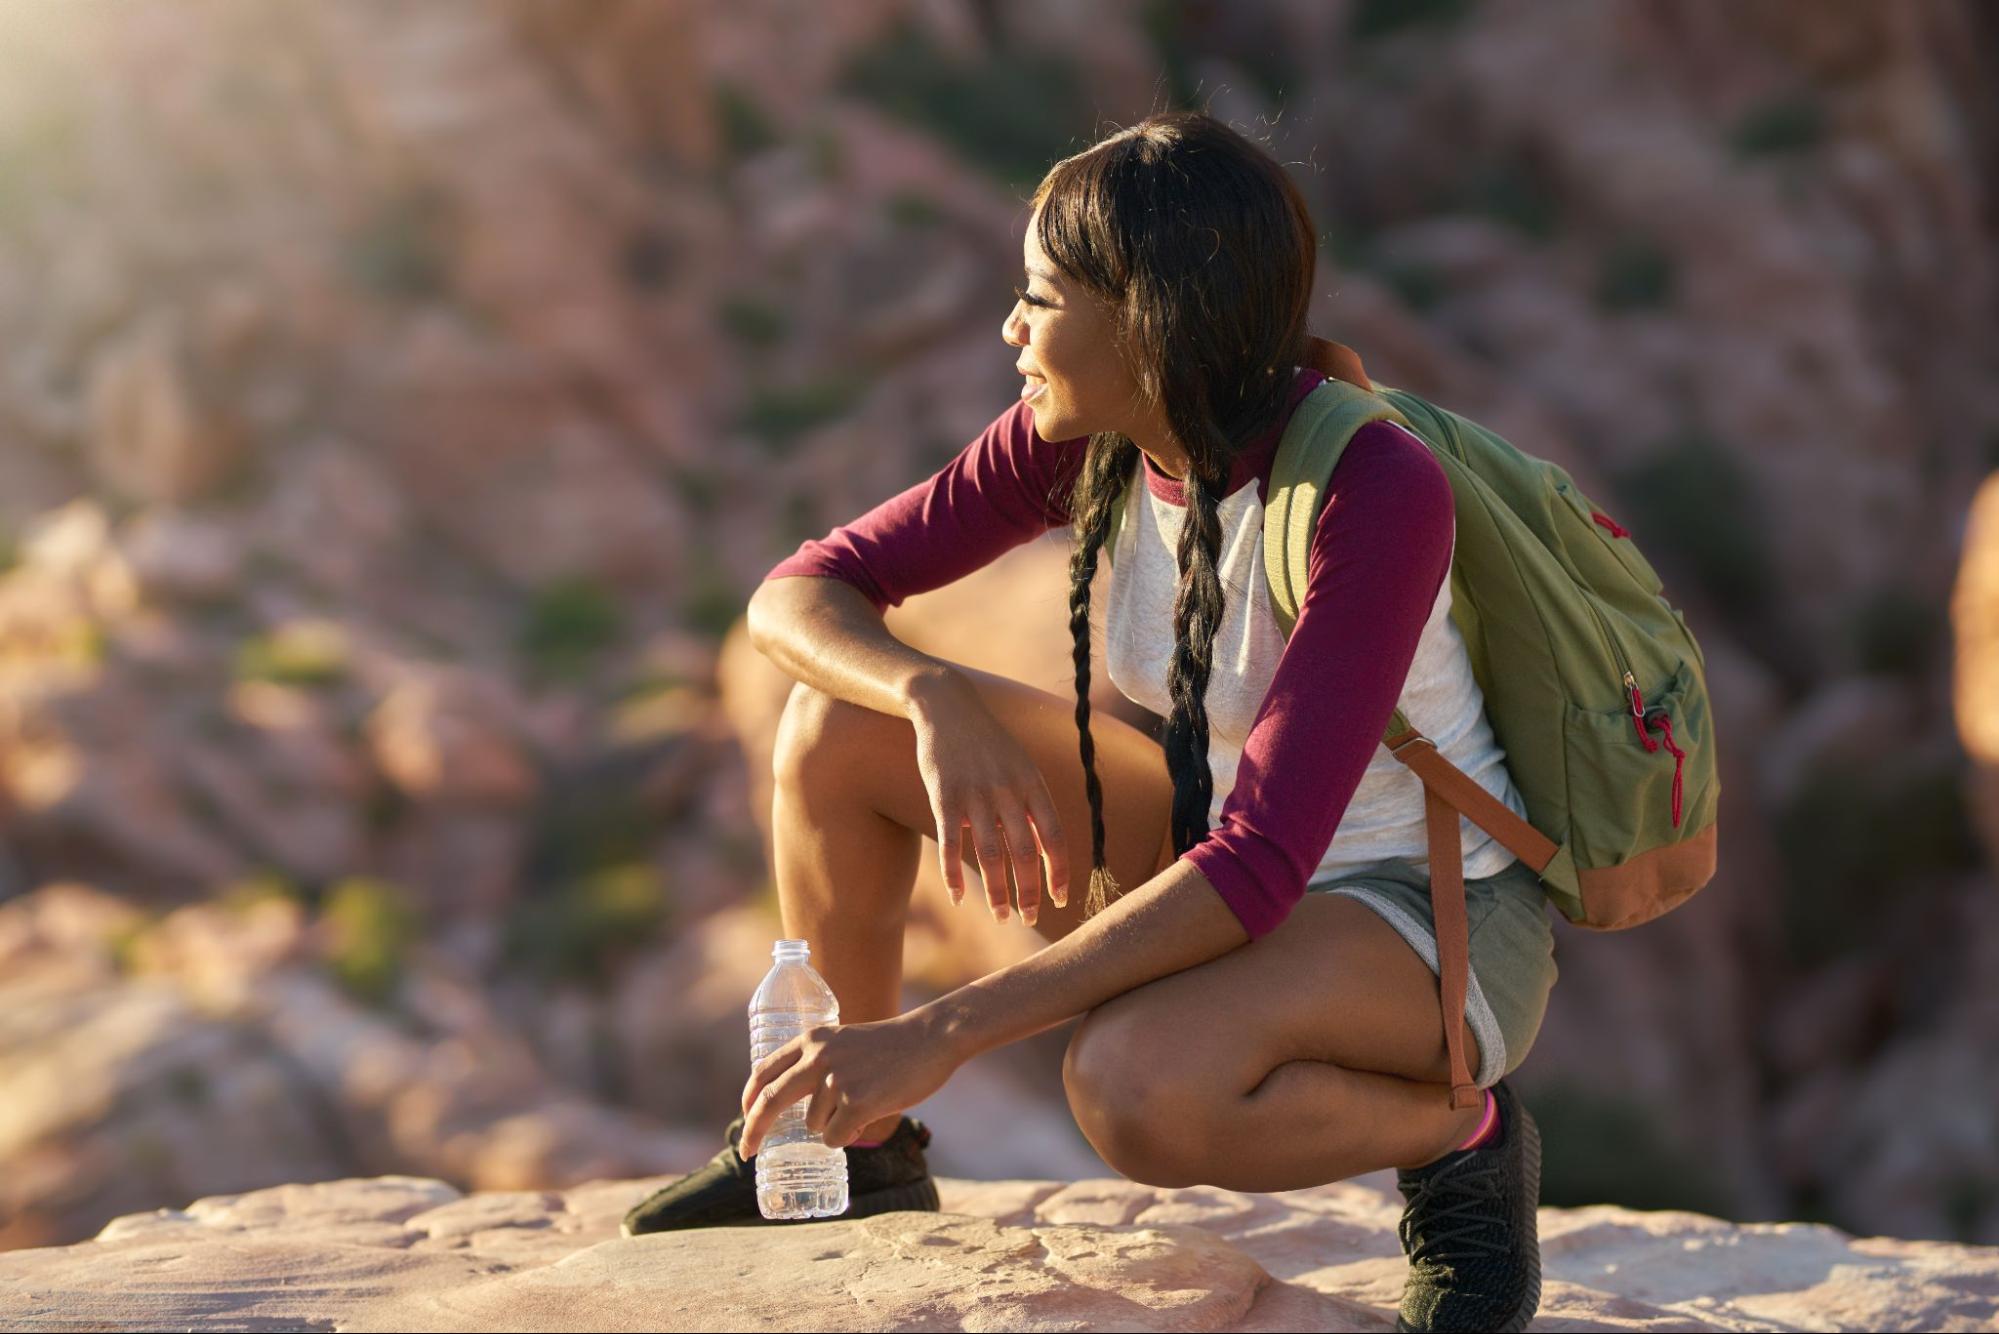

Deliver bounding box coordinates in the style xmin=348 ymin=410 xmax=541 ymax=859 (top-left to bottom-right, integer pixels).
xmin=1180 ymin=421 xmax=1455 ymax=939
xmin=762 ymin=399 xmax=1087 ymax=614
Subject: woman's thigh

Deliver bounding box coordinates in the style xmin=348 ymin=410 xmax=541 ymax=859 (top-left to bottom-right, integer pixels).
xmin=1065 ymin=890 xmax=1484 ymax=1104
xmin=786 ymin=660 xmax=1178 ymax=944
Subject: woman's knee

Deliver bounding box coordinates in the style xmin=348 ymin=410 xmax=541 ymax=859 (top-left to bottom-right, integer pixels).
xmin=772 ymin=681 xmax=889 ymax=794
xmin=1062 ymin=1005 xmax=1214 ymax=1188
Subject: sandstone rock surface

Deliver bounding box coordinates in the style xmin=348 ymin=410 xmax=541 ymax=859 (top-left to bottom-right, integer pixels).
xmin=2 ymin=1172 xmax=1991 ymax=1332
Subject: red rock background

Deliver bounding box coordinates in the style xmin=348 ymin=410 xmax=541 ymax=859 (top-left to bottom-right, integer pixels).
xmin=2 ymin=0 xmax=1997 ymax=1251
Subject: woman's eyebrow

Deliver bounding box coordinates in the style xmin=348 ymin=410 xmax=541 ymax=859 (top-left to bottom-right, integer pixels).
xmin=1023 ymin=264 xmax=1060 ymax=284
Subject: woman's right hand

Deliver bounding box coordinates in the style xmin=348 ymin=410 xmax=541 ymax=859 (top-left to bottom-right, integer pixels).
xmin=907 ymin=677 xmax=1069 ymax=928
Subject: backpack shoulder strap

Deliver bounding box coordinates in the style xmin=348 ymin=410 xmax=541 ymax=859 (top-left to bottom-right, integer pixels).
xmin=1261 ymin=376 xmax=1419 ymax=738
xmin=1261 ymin=377 xmax=1413 ymax=634
xmin=1106 ymin=338 xmax=1380 ymax=570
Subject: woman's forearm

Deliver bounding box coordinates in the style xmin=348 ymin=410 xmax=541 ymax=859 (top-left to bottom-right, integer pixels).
xmin=913 ymin=859 xmax=1251 ymax=1061
xmin=746 ymin=574 xmax=965 ymax=721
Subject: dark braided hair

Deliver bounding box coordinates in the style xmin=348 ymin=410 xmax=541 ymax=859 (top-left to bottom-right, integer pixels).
xmin=1033 ymin=111 xmax=1319 ymax=919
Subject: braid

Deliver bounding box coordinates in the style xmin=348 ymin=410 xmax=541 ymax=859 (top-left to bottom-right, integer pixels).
xmin=1162 ymin=457 xmax=1226 ymax=858
xmin=1066 ymin=435 xmax=1231 ymax=922
xmin=1066 ymin=433 xmax=1139 ymax=920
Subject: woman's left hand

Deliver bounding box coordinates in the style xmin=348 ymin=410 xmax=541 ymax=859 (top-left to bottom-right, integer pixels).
xmin=738 ymin=1011 xmax=959 ymax=1158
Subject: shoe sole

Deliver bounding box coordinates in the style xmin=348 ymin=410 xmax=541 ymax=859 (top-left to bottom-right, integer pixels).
xmin=1394 ymin=1099 xmax=1543 ymax=1333
xmin=620 ymin=1172 xmax=941 ymax=1238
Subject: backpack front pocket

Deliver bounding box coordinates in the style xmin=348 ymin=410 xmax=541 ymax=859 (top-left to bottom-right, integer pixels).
xmin=1561 ymin=658 xmax=1713 ymax=867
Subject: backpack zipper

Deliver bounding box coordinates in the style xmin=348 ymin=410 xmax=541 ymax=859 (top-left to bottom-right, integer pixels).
xmin=1620 ymin=658 xmax=1689 ymax=830
xmin=1581 ymin=593 xmax=1637 ymax=706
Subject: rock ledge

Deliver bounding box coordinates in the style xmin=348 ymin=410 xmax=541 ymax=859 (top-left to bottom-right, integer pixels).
xmin=1 ymin=1172 xmax=1992 ymax=1331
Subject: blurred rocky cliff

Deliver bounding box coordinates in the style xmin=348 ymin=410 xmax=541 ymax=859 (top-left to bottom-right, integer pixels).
xmin=2 ymin=0 xmax=1998 ymax=1252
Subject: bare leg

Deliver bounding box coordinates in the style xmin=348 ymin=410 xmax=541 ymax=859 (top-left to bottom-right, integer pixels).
xmin=771 ymin=664 xmax=1176 ymax=1144
xmin=1064 ymin=894 xmax=1492 ymax=1191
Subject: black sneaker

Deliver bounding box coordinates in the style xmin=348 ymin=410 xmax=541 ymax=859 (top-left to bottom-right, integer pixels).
xmin=620 ymin=1112 xmax=942 ymax=1236
xmin=1392 ymin=1079 xmax=1542 ymax=1332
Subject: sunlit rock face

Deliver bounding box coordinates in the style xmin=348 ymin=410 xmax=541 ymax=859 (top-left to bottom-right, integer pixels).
xmin=0 ymin=1171 xmax=1991 ymax=1332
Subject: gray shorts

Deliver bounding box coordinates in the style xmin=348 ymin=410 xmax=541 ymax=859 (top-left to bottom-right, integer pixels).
xmin=1304 ymin=854 xmax=1558 ymax=1088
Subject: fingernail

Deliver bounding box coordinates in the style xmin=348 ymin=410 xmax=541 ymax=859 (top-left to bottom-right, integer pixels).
xmin=995 ymin=904 xmax=1009 ymax=922
xmin=1025 ymin=911 xmax=1037 ymax=927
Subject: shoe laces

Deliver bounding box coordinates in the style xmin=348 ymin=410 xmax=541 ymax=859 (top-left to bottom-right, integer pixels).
xmin=1396 ymin=1155 xmax=1510 ymax=1265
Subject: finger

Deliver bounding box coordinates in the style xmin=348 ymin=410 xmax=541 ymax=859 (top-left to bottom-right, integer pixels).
xmin=741 ymin=1041 xmax=806 ymax=1118
xmin=803 ymin=1072 xmax=841 ymax=1137
xmin=1025 ymin=781 xmax=1070 ymax=910
xmin=996 ymin=801 xmax=1042 ymax=927
xmin=739 ymin=1058 xmax=821 ymax=1159
xmin=935 ymin=799 xmax=964 ymax=906
xmin=824 ymin=1105 xmax=868 ymax=1150
xmin=967 ymin=807 xmax=1012 ymax=923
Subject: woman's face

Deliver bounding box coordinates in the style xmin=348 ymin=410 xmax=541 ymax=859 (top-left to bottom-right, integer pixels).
xmin=1000 ymin=208 xmax=1154 ymax=450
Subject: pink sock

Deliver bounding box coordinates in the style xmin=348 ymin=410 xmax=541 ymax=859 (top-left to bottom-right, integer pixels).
xmin=1454 ymin=1088 xmax=1500 ymax=1152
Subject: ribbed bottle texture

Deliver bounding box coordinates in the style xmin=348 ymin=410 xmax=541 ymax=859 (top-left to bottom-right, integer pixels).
xmin=749 ymin=940 xmax=848 ymax=1219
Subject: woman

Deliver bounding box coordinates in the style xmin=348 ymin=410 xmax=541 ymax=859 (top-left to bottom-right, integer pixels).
xmin=625 ymin=110 xmax=1556 ymax=1334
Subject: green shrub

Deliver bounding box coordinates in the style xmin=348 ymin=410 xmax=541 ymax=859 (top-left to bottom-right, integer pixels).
xmin=103 ymin=914 xmax=156 ymax=976
xmin=805 ymin=126 xmax=846 ymax=182
xmin=779 ymin=489 xmax=822 ymax=547
xmin=322 ymin=877 xmax=418 ymax=1006
xmin=1530 ymin=1080 xmax=1738 ymax=1217
xmin=1377 ymin=260 xmax=1446 ymax=313
xmin=1595 ymin=237 xmax=1677 ymax=312
xmin=343 ymin=186 xmax=453 ymax=300
xmin=166 ymin=1065 xmax=210 ymax=1106
xmin=235 ymin=622 xmax=349 ymax=688
xmin=1349 ymin=0 xmax=1477 ymax=41
xmin=1730 ymin=95 xmax=1827 ymax=159
xmin=683 ymin=560 xmax=746 ymax=642
xmin=715 ymin=294 xmax=789 ymax=349
xmin=714 ymin=79 xmax=779 ymax=159
xmin=0 ymin=103 xmax=83 ymax=232
xmin=738 ymin=375 xmax=866 ymax=454
xmin=1944 ymin=1173 xmax=1999 ymax=1243
xmin=1611 ymin=431 xmax=1775 ymax=620
xmin=528 ymin=776 xmax=652 ymax=886
xmin=1850 ymin=585 xmax=1946 ymax=677
xmin=667 ymin=463 xmax=724 ymax=511
xmin=503 ymin=864 xmax=668 ymax=986
xmin=839 ymin=19 xmax=1085 ymax=188
xmin=221 ymin=869 xmax=303 ymax=914
xmin=520 ymin=577 xmax=623 ymax=682
xmin=1139 ymin=0 xmax=1201 ymax=110
xmin=884 ymin=189 xmax=944 ymax=230
xmin=1776 ymin=750 xmax=1976 ymax=968
xmin=1425 ymin=147 xmax=1562 ymax=243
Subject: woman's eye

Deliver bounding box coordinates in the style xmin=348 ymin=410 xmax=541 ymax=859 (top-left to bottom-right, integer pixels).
xmin=1013 ymin=285 xmax=1048 ymax=308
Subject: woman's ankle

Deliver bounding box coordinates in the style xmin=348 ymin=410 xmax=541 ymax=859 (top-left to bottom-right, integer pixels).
xmin=854 ymin=1114 xmax=904 ymax=1146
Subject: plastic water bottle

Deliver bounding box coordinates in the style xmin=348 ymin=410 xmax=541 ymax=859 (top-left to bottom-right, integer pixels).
xmin=749 ymin=938 xmax=849 ymax=1220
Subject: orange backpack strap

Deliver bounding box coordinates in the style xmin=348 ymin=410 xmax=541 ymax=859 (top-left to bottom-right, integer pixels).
xmin=1385 ymin=728 xmax=1561 ymax=1110
xmin=1305 ymin=335 xmax=1373 ymax=390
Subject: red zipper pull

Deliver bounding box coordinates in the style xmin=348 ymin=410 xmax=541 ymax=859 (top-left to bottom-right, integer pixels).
xmin=1593 ymin=511 xmax=1631 ymax=539
xmin=1628 ymin=679 xmax=1657 ymax=751
xmin=1643 ymin=708 xmax=1686 ymax=827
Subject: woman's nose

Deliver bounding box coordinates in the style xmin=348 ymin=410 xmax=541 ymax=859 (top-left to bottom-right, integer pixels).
xmin=1000 ymin=303 xmax=1026 ymax=348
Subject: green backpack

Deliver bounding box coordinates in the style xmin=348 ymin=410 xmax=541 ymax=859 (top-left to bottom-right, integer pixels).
xmin=1108 ymin=337 xmax=1720 ymax=1108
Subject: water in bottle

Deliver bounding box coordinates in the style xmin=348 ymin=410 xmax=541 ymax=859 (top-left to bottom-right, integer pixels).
xmin=749 ymin=938 xmax=849 ymax=1220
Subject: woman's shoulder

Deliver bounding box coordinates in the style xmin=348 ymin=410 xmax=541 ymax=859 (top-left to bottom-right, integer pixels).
xmin=1321 ymin=417 xmax=1450 ymax=509
xmin=1307 ymin=417 xmax=1453 ymax=559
